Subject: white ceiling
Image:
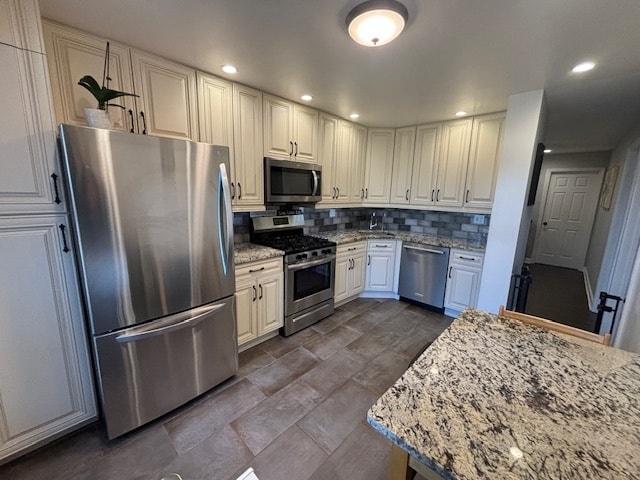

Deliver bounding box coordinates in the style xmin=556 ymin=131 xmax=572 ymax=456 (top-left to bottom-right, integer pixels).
xmin=39 ymin=0 xmax=640 ymax=153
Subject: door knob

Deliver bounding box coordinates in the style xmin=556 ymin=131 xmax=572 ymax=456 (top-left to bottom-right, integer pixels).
xmin=543 ymin=222 xmax=548 ymax=226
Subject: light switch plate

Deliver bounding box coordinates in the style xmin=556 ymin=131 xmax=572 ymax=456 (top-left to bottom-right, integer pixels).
xmin=329 ymin=209 xmax=336 ymax=218
xmin=473 ymin=214 xmax=485 ymax=225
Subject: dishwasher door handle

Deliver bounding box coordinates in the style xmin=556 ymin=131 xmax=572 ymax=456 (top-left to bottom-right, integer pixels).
xmin=403 ymin=245 xmax=447 ymax=255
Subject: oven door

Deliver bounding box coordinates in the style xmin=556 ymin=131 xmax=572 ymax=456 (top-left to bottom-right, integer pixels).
xmin=285 ymin=255 xmax=335 ymax=315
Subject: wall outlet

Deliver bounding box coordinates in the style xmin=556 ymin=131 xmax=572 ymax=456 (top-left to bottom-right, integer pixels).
xmin=329 ymin=209 xmax=336 ymax=218
xmin=473 ymin=214 xmax=485 ymax=225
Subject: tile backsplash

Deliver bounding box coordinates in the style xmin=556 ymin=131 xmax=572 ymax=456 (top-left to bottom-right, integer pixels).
xmin=234 ymin=207 xmax=490 ymax=245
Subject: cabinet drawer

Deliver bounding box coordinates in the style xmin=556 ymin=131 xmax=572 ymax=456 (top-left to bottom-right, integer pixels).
xmin=366 ymin=239 xmax=396 ymax=252
xmin=450 ymin=250 xmax=484 ymax=267
xmin=235 ymin=258 xmax=282 ymax=279
xmin=337 ymin=241 xmax=366 ymax=257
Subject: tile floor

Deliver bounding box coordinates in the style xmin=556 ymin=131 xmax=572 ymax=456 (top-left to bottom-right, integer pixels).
xmin=0 ymin=298 xmax=452 ymax=480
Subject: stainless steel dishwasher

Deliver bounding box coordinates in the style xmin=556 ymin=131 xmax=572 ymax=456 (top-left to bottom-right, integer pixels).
xmin=398 ymin=244 xmax=450 ymax=308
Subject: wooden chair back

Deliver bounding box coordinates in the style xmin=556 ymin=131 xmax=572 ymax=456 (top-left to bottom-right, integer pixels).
xmin=498 ymin=306 xmax=611 ymax=346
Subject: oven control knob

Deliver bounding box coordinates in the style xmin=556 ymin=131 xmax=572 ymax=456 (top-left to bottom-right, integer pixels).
xmin=322 ymin=249 xmax=331 ymax=254
xmin=312 ymin=251 xmax=318 ymax=257
xmin=296 ymin=253 xmax=308 ymax=260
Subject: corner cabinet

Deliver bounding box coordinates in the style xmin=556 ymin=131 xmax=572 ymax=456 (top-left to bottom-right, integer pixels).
xmin=235 ymin=258 xmax=283 ymax=350
xmin=335 ymin=241 xmax=366 ymax=305
xmin=263 ymin=94 xmax=318 ymax=162
xmin=363 ymin=129 xmax=395 ymax=204
xmin=43 ymin=20 xmax=198 ymax=140
xmin=444 ymin=249 xmax=484 ymax=315
xmin=0 ymin=217 xmax=97 ymax=463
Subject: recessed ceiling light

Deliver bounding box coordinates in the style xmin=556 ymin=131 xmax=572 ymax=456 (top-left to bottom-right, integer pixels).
xmin=350 ymin=113 xmax=360 ymax=120
xmin=543 ymin=149 xmax=552 ymax=153
xmin=221 ymin=64 xmax=238 ymax=74
xmin=572 ymin=61 xmax=595 ymax=73
xmin=301 ymin=94 xmax=313 ymax=102
xmin=346 ymin=0 xmax=409 ymax=47
xmin=455 ymin=111 xmax=467 ymax=117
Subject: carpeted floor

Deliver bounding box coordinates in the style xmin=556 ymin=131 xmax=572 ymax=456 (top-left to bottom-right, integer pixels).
xmin=524 ymin=263 xmax=597 ymax=332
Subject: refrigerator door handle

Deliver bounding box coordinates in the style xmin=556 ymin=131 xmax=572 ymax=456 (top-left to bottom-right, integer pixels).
xmin=115 ymin=304 xmax=224 ymax=343
xmin=218 ymin=161 xmax=234 ymax=274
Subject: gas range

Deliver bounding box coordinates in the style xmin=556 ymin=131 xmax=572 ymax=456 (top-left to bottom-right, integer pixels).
xmin=250 ymin=213 xmax=336 ymax=336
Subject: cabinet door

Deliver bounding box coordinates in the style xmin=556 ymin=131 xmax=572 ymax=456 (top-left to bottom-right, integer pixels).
xmin=0 ymin=43 xmax=63 ymax=215
xmin=334 ymin=120 xmax=353 ymax=202
xmin=130 ymin=49 xmax=198 ymax=140
xmin=390 ymin=126 xmax=416 ymax=205
xmin=334 ymin=254 xmax=351 ymax=304
xmin=465 ymin=112 xmax=505 ymax=210
xmin=197 ymin=72 xmax=233 ymax=149
xmin=364 ymin=128 xmax=395 ymax=204
xmin=257 ymin=270 xmax=284 ymax=334
xmin=350 ymin=252 xmax=367 ymax=295
xmin=292 ymin=104 xmax=318 ymax=162
xmin=410 ymin=123 xmax=440 ymax=206
xmin=436 ymin=119 xmax=472 ymax=207
xmin=317 ymin=113 xmax=338 ymax=203
xmin=235 ymin=276 xmax=258 ymax=346
xmin=0 ymin=0 xmax=43 ymax=52
xmin=232 ymin=84 xmax=264 ymax=210
xmin=445 ymin=266 xmax=481 ymax=311
xmin=0 ymin=216 xmax=96 ymax=462
xmin=350 ymin=124 xmax=367 ymax=203
xmin=263 ymin=95 xmax=292 ymax=159
xmin=366 ymin=252 xmax=395 ymax=291
xmin=42 ymin=21 xmax=135 ymax=132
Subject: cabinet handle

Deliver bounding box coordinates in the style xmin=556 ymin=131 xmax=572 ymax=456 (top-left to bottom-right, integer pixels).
xmin=436 ymin=189 xmax=440 ymax=202
xmin=374 ymin=244 xmax=388 ymax=248
xmin=59 ymin=224 xmax=70 ymax=253
xmin=347 ymin=247 xmax=357 ymax=251
xmin=231 ymin=182 xmax=235 ymax=200
xmin=336 ymin=187 xmax=340 ymax=198
xmin=51 ymin=173 xmax=62 ymax=204
xmin=249 ymin=266 xmax=265 ymax=273
xmin=140 ymin=111 xmax=147 ymax=135
xmin=448 ymin=266 xmax=453 ymax=278
xmin=466 ymin=189 xmax=470 ymax=203
xmin=459 ymin=256 xmax=476 ymax=261
xmin=252 ymin=285 xmax=257 ymax=301
xmin=365 ymin=188 xmax=368 ymax=199
xmin=431 ymin=189 xmax=435 ymax=202
xmin=361 ymin=188 xmax=365 ymax=199
xmin=238 ymin=182 xmax=242 ymax=199
xmin=406 ymin=189 xmax=410 ymax=201
xmin=128 ymin=109 xmax=136 ymax=133
xmin=259 ymin=284 xmax=263 ymax=299
xmin=294 ymin=141 xmax=298 ymax=157
xmin=289 ymin=141 xmax=294 ymax=156
xmin=367 ymin=255 xmax=371 ymax=266
xmin=333 ymin=187 xmax=337 ymax=199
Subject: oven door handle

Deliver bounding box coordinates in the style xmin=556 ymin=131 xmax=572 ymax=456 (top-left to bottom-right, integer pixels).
xmin=287 ymin=255 xmax=335 ymax=271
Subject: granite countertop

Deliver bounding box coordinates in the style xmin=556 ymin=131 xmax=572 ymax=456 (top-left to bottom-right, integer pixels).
xmin=367 ymin=309 xmax=640 ymax=479
xmin=316 ymin=230 xmax=485 ymax=252
xmin=234 ymin=243 xmax=283 ymax=265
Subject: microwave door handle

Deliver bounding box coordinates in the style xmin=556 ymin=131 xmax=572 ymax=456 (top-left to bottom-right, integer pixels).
xmin=218 ymin=161 xmax=234 ymax=274
xmin=311 ymin=170 xmax=319 ymax=196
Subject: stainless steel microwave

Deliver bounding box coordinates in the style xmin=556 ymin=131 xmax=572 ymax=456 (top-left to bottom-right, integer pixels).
xmin=264 ymin=157 xmax=322 ymax=204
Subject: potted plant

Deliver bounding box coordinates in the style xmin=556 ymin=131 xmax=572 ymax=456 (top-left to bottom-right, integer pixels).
xmin=78 ymin=42 xmax=138 ymax=128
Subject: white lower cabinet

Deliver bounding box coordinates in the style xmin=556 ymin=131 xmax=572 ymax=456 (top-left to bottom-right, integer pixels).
xmin=444 ymin=249 xmax=485 ymax=314
xmin=235 ymin=258 xmax=283 ymax=349
xmin=364 ymin=239 xmax=400 ymax=295
xmin=335 ymin=241 xmax=366 ymax=305
xmin=0 ymin=215 xmax=97 ymax=464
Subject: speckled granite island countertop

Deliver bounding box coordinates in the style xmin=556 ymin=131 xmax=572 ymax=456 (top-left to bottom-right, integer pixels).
xmin=234 ymin=243 xmax=283 ymax=265
xmin=316 ymin=230 xmax=485 ymax=252
xmin=367 ymin=309 xmax=640 ymax=479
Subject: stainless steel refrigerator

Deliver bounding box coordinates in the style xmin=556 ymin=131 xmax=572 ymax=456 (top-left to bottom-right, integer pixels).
xmin=58 ymin=124 xmax=237 ymax=439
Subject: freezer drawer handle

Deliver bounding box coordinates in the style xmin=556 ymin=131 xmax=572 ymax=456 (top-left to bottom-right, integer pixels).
xmin=115 ymin=304 xmax=224 ymax=343
xmin=404 ymin=245 xmax=446 ymax=254
xmin=51 ymin=173 xmax=62 ymax=204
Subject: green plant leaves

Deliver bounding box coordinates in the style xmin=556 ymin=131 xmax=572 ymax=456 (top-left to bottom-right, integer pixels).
xmin=78 ymin=75 xmax=138 ymax=110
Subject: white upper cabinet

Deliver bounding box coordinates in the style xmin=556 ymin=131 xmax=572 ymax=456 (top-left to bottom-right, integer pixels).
xmin=363 ymin=128 xmax=395 ymax=204
xmin=263 ymin=94 xmax=318 ymax=162
xmin=349 ymin=124 xmax=367 ymax=203
xmin=317 ymin=113 xmax=339 ymax=202
xmin=0 ymin=0 xmax=43 ymax=51
xmin=197 ymin=71 xmax=233 ymax=149
xmin=1 ymin=8 xmax=62 ymax=215
xmin=232 ymin=84 xmax=264 ymax=210
xmin=464 ymin=112 xmax=506 ymax=210
xmin=43 ymin=21 xmax=198 ymax=140
xmin=410 ymin=123 xmax=441 ymax=206
xmin=389 ymin=126 xmax=417 ymax=205
xmin=435 ymin=118 xmax=472 ymax=208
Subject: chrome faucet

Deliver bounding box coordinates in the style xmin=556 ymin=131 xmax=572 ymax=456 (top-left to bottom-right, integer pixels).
xmin=369 ymin=212 xmax=378 ymax=230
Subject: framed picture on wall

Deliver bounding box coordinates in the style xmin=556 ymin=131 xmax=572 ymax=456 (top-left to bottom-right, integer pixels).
xmin=600 ymin=165 xmax=620 ymax=210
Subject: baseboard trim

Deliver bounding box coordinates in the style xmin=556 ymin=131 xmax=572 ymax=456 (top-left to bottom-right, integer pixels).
xmin=582 ymin=266 xmax=596 ymax=312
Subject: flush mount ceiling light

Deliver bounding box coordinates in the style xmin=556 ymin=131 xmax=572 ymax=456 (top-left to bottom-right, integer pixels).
xmin=301 ymin=94 xmax=313 ymax=102
xmin=572 ymin=61 xmax=595 ymax=73
xmin=221 ymin=64 xmax=238 ymax=74
xmin=346 ymin=0 xmax=408 ymax=47
xmin=350 ymin=113 xmax=360 ymax=120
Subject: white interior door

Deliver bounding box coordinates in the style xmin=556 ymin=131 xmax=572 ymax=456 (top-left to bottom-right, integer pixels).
xmin=534 ymin=169 xmax=604 ymax=269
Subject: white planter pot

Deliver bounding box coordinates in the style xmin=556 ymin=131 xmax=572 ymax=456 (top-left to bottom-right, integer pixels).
xmin=83 ymin=108 xmax=112 ymax=129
